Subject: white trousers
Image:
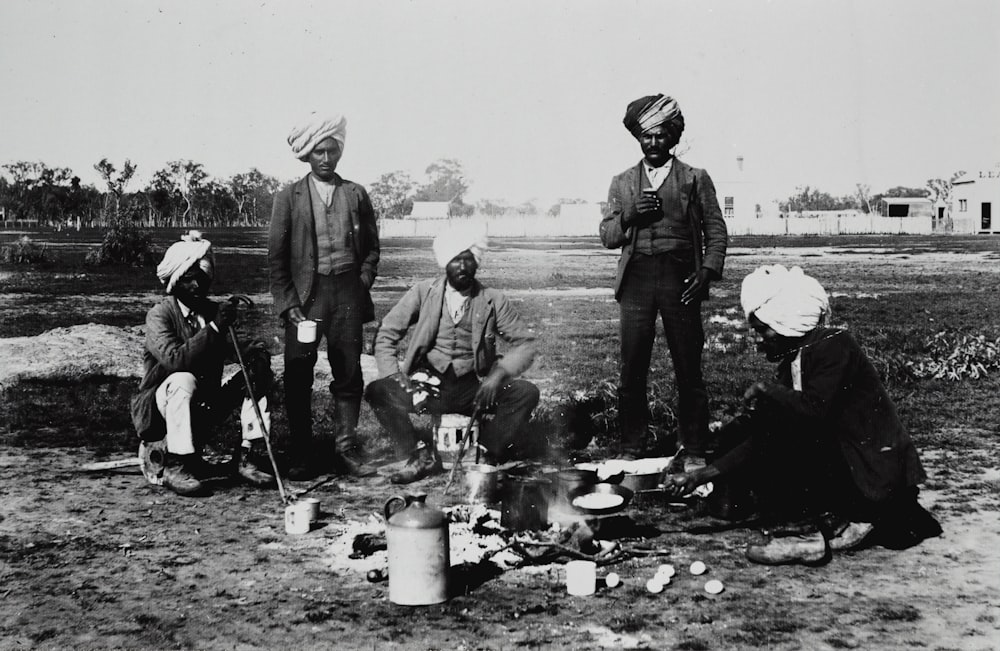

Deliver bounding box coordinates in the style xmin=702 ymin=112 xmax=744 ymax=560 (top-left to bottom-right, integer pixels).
xmin=155 ymin=372 xmax=267 ymax=455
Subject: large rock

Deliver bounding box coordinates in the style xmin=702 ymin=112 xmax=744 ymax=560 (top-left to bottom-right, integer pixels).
xmin=0 ymin=323 xmax=379 ymax=391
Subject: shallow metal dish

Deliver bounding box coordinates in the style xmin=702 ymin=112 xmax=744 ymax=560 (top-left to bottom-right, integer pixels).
xmin=568 ymin=483 xmax=635 ymax=516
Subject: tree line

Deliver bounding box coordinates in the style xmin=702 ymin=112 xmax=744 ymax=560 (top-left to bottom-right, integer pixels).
xmin=779 ymin=173 xmax=965 ymax=215
xmin=0 ymin=157 xmax=485 ymax=228
xmin=0 ymin=154 xmax=968 ymax=227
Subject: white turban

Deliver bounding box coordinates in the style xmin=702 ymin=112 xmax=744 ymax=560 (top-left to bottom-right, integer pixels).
xmin=157 ymin=230 xmax=214 ymax=294
xmin=740 ymin=265 xmax=829 ymax=337
xmin=433 ymin=221 xmax=488 ymax=268
xmin=287 ymin=112 xmax=347 ymax=161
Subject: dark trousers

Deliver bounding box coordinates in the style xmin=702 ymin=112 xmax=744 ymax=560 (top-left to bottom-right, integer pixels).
xmin=365 ymin=367 xmax=540 ymax=461
xmin=618 ymin=252 xmax=709 ymax=454
xmin=283 ymin=272 xmax=365 ymax=443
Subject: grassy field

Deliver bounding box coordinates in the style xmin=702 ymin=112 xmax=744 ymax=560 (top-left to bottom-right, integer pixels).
xmin=1 ymin=229 xmax=999 ymax=650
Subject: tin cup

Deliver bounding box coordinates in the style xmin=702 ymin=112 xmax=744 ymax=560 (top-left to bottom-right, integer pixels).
xmin=300 ymin=497 xmax=321 ymax=522
xmin=284 ymin=501 xmax=311 ymax=534
xmin=566 ymin=560 xmax=597 ymax=596
xmin=464 ymin=464 xmax=498 ymax=505
xmin=296 ymin=320 xmax=317 ymax=344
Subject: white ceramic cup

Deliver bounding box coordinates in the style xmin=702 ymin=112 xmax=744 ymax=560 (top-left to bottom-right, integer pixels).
xmin=284 ymin=502 xmax=311 ymax=534
xmin=296 ymin=320 xmax=317 ymax=344
xmin=301 ymin=497 xmax=321 ymax=522
xmin=566 ymin=560 xmax=597 ymax=596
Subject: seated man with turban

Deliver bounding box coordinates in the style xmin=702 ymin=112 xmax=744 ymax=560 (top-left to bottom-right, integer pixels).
xmin=132 ymin=231 xmax=274 ymax=496
xmin=666 ymin=265 xmax=940 ymax=565
xmin=600 ymin=93 xmax=727 ymax=467
xmin=268 ymin=111 xmax=380 ymax=480
xmin=365 ymin=223 xmax=541 ymax=484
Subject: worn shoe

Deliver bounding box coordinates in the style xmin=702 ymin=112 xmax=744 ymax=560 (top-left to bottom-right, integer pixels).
xmin=238 ymin=442 xmax=275 ymax=487
xmin=286 ymin=457 xmax=322 ymax=481
xmin=390 ymin=445 xmax=444 ymax=485
xmin=746 ymin=531 xmax=828 ymax=566
xmin=828 ymin=521 xmax=876 ymax=551
xmin=162 ymin=454 xmax=207 ymax=497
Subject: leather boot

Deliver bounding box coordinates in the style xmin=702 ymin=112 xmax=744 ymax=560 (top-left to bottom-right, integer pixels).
xmin=390 ymin=443 xmax=444 ymax=485
xmin=332 ymin=397 xmax=376 ymax=478
xmin=162 ymin=454 xmax=207 ymax=497
xmin=238 ymin=440 xmax=275 ymax=487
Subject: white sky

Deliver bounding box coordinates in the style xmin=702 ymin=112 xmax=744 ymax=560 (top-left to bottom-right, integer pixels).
xmin=1 ymin=0 xmax=998 ymax=207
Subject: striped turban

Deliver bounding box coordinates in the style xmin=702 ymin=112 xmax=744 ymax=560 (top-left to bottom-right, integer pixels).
xmin=288 ymin=112 xmax=347 ymax=161
xmin=156 ymin=230 xmax=214 ymax=294
xmin=623 ymin=94 xmax=685 ymax=140
xmin=740 ymin=265 xmax=830 ymax=337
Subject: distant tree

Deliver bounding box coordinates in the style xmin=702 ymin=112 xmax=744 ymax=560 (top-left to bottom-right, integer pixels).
xmin=414 ymin=159 xmax=468 ymax=202
xmin=414 ymin=158 xmax=473 ymax=216
xmin=477 ymin=198 xmax=509 ymax=218
xmin=926 ymin=171 xmax=965 ymax=206
xmin=855 ymin=183 xmax=874 ymax=214
xmin=1 ymin=161 xmax=76 ymax=224
xmin=780 ymin=186 xmax=856 ymax=213
xmin=229 ymin=169 xmax=280 ymax=225
xmin=153 ymin=160 xmax=208 ymax=225
xmin=369 ymin=170 xmax=415 ymax=220
xmin=547 ymin=198 xmax=586 ymax=217
xmin=94 ymin=158 xmax=137 ymax=220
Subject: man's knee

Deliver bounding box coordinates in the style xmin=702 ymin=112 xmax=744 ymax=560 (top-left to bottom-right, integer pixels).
xmin=503 ymin=380 xmax=540 ymax=411
xmin=156 ymin=372 xmax=197 ymax=412
xmin=364 ymin=376 xmax=399 ymax=407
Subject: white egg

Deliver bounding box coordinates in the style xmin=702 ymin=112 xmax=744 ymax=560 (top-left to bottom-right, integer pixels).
xmin=656 ymin=563 xmax=676 ymax=579
xmin=689 ymin=560 xmax=707 ymax=575
xmin=704 ymin=579 xmax=725 ymax=595
xmin=645 ymin=578 xmax=664 ymax=594
xmin=605 ymin=572 xmax=620 ymax=588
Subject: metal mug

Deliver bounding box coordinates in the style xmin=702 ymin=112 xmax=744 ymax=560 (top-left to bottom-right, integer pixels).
xmin=464 ymin=464 xmax=498 ymax=505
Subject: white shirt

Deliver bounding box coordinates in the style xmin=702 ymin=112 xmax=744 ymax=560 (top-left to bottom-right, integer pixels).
xmin=444 ymin=283 xmax=470 ymax=324
xmin=310 ymin=174 xmax=336 ymax=207
xmin=178 ymin=299 xmax=219 ymax=332
xmin=643 ymin=158 xmax=673 ymax=191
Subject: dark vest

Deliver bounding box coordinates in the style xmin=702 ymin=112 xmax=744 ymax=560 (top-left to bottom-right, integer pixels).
xmin=427 ymin=297 xmax=475 ymax=377
xmin=309 ymin=180 xmax=356 ymax=276
xmin=634 ymin=162 xmax=694 ymax=255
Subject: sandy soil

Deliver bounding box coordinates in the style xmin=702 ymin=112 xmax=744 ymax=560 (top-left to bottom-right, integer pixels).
xmin=1 ymin=444 xmax=997 ymax=651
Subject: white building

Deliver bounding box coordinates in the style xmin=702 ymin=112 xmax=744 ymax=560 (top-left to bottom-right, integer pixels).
xmin=951 ymin=166 xmax=1000 ymax=234
xmin=712 ymin=155 xmax=767 ymax=223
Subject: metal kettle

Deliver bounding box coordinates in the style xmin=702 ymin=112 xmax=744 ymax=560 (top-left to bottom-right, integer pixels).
xmin=384 ymin=492 xmax=450 ymax=605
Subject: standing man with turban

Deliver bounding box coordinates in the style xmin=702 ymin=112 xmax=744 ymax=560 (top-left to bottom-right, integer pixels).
xmin=268 ymin=112 xmax=380 ymax=479
xmin=131 ymin=231 xmax=274 ymax=496
xmin=601 ymin=94 xmax=728 ymax=468
xmin=365 ymin=223 xmax=540 ymax=484
xmin=666 ymin=265 xmax=940 ymax=566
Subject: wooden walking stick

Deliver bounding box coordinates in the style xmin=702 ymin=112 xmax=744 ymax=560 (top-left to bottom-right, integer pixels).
xmin=228 ymin=295 xmax=291 ymax=505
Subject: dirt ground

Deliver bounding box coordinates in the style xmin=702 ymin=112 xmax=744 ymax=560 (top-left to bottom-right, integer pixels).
xmin=1 ymin=234 xmax=999 ymax=650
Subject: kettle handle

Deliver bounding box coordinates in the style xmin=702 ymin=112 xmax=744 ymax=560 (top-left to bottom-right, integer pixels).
xmin=384 ymin=495 xmax=407 ymax=521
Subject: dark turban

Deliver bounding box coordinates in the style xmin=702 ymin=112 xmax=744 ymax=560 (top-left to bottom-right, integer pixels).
xmin=623 ymin=94 xmax=685 ymax=140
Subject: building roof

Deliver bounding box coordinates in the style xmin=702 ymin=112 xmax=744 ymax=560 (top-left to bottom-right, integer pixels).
xmin=880 ymin=197 xmax=931 ymax=205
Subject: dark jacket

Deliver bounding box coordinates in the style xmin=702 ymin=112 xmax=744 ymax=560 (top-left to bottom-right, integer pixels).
xmin=373 ymin=277 xmax=536 ymax=381
xmin=130 ymin=297 xmax=228 ymax=441
xmin=267 ymin=173 xmax=380 ymax=322
xmin=756 ymin=328 xmax=927 ymax=501
xmin=599 ymin=158 xmax=727 ymax=300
